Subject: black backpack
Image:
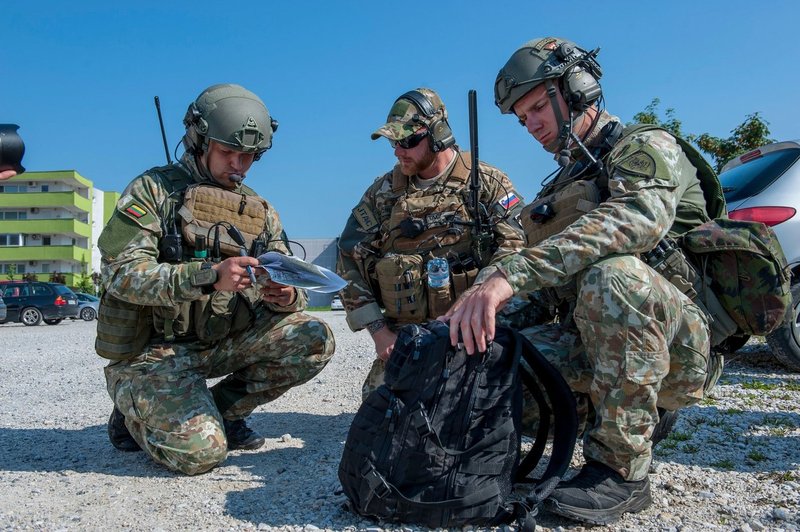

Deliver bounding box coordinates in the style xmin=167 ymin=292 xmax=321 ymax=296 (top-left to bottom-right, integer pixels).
xmin=338 ymin=320 xmax=578 ymax=530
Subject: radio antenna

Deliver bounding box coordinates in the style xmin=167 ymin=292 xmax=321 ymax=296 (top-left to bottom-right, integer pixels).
xmin=154 ymin=96 xmax=172 ymax=164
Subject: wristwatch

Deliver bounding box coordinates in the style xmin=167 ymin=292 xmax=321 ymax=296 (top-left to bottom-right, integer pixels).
xmin=191 ymin=262 xmax=218 ymax=294
xmin=366 ymin=319 xmax=387 ymax=335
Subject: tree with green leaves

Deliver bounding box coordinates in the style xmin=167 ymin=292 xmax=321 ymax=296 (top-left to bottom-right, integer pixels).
xmin=694 ymin=113 xmax=775 ymax=172
xmin=630 ymin=98 xmax=687 ymax=139
xmin=74 ymin=258 xmax=95 ymax=294
xmin=630 ymin=98 xmax=776 ymax=173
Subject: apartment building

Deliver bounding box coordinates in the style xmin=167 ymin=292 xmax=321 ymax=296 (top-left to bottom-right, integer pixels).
xmin=0 ymin=170 xmax=118 ymax=286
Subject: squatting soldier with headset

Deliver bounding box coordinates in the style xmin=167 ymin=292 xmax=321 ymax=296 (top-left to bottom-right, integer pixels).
xmin=337 ymin=87 xmax=527 ymax=399
xmin=96 ymin=84 xmax=335 ymax=475
xmin=445 ymin=38 xmax=725 ymax=524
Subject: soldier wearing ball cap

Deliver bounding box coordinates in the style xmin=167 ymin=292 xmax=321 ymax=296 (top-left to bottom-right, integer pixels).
xmin=338 ymin=87 xmax=526 ymax=399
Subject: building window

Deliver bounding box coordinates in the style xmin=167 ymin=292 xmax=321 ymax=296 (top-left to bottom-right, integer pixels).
xmin=43 ymin=236 xmax=51 ymax=246
xmin=1 ymin=264 xmax=25 ymax=275
xmin=0 ymin=185 xmax=23 ymax=193
xmin=41 ymin=185 xmax=49 ymax=192
xmin=41 ymin=264 xmax=50 ymax=274
xmin=0 ymin=234 xmax=23 ymax=246
xmin=0 ymin=211 xmax=27 ymax=220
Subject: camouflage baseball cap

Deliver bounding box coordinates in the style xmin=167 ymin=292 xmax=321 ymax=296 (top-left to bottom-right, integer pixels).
xmin=371 ymin=88 xmax=447 ymax=141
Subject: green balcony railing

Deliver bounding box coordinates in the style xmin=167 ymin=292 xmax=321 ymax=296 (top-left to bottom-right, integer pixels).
xmin=0 ymin=191 xmax=92 ymax=213
xmin=2 ymin=219 xmax=91 ymax=239
xmin=0 ymin=245 xmax=90 ymax=263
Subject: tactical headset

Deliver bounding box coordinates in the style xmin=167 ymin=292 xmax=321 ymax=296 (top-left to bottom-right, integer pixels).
xmin=551 ymin=42 xmax=603 ymax=113
xmin=397 ymin=90 xmax=456 ymax=153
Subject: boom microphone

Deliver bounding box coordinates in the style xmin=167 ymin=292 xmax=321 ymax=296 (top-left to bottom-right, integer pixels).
xmin=229 ymin=174 xmax=244 ymax=183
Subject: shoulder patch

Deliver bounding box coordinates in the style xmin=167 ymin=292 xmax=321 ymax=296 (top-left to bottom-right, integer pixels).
xmin=616 ymin=150 xmax=657 ymax=179
xmin=125 ymin=203 xmax=147 ymax=218
xmin=352 ymin=202 xmax=380 ymax=232
xmin=118 ymin=195 xmax=157 ymax=229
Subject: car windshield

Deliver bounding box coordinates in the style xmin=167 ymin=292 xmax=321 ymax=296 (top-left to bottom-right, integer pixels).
xmin=720 ymin=147 xmax=800 ymax=202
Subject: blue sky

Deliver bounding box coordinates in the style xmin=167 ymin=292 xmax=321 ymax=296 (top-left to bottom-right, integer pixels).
xmin=3 ymin=1 xmax=797 ymax=238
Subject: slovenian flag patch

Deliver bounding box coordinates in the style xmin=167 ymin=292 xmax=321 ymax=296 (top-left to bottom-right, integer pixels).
xmin=499 ymin=193 xmax=520 ymax=209
xmin=125 ymin=204 xmax=147 ymax=218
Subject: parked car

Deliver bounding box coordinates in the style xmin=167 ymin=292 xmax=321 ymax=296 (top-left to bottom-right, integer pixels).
xmin=73 ymin=292 xmax=100 ymax=321
xmin=330 ymin=295 xmax=345 ymax=311
xmin=0 ymin=281 xmax=80 ymax=326
xmin=718 ymin=140 xmax=800 ymax=371
xmin=0 ymin=294 xmax=6 ymax=322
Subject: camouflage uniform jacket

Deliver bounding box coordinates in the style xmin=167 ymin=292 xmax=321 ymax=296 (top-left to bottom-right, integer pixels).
xmin=97 ymin=152 xmax=305 ymax=347
xmin=485 ymin=111 xmax=712 ymax=297
xmin=338 ymin=150 xmax=525 ymax=331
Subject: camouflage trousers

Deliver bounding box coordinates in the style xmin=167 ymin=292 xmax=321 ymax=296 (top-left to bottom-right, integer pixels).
xmin=104 ymin=308 xmax=335 ymax=476
xmin=521 ymin=255 xmax=710 ymax=481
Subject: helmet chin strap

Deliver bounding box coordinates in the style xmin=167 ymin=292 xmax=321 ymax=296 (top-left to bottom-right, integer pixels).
xmin=544 ymin=79 xmax=573 ymax=159
xmin=545 ymin=79 xmax=600 ymax=170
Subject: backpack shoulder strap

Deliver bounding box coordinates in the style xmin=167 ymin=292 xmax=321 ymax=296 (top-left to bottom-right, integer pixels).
xmin=514 ymin=330 xmax=577 ymax=483
xmin=620 ymin=124 xmax=727 ymax=219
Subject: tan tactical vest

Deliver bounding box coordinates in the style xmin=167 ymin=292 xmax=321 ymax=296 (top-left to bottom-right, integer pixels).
xmin=95 ymin=167 xmax=271 ymax=360
xmin=374 ymin=154 xmax=482 ymax=322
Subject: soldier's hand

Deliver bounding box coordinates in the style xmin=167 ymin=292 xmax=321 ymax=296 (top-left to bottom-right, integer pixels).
xmin=440 ymin=271 xmax=513 ymax=355
xmin=0 ymin=170 xmax=17 ymax=181
xmin=371 ymin=327 xmax=397 ymax=362
xmin=213 ymin=256 xmax=259 ymax=292
xmin=260 ymin=279 xmax=297 ymax=307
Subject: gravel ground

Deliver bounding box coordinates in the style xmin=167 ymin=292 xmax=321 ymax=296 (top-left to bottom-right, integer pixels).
xmin=0 ymin=312 xmax=798 ymax=531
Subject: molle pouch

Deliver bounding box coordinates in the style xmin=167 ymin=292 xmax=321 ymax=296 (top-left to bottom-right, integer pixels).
xmin=451 ymin=266 xmax=479 ymax=298
xmin=152 ymin=303 xmax=192 ymax=340
xmin=680 ymin=218 xmax=791 ymax=336
xmin=388 ymin=195 xmax=467 ymax=253
xmin=95 ymin=294 xmax=153 ymax=361
xmin=426 ymin=280 xmax=454 ymax=319
xmin=522 ymin=180 xmax=601 ymax=246
xmin=179 ymin=184 xmax=268 ymax=257
xmin=193 ymin=290 xmax=256 ymax=343
xmin=376 ymin=254 xmax=427 ymax=322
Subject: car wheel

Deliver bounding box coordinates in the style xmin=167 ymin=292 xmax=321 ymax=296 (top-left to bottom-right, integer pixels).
xmin=766 ymin=280 xmax=800 ymax=372
xmin=80 ymin=307 xmax=97 ymax=321
xmin=44 ymin=318 xmax=63 ymax=325
xmin=21 ymin=307 xmax=43 ymax=326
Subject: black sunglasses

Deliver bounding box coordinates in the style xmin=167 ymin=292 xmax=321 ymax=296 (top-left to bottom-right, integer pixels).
xmin=390 ymin=130 xmax=429 ymax=150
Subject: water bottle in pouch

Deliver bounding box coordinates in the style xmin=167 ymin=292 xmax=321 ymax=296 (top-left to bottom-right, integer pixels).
xmin=427 ymin=258 xmax=450 ymax=288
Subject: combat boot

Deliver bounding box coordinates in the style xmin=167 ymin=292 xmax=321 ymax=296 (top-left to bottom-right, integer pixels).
xmin=107 ymin=406 xmax=142 ymax=452
xmin=223 ymin=418 xmax=266 ymax=451
xmin=543 ymin=461 xmax=652 ymax=525
xmin=651 ymin=407 xmax=679 ymax=447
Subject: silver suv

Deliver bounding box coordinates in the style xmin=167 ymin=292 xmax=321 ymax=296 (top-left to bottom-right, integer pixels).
xmin=719 ymin=140 xmax=800 ymax=370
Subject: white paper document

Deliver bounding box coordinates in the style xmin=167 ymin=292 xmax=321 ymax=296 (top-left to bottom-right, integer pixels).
xmin=255 ymin=251 xmax=347 ymax=294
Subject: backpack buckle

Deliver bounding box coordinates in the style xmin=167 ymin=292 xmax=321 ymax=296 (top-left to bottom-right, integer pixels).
xmin=412 ymin=407 xmax=433 ymax=438
xmin=362 ymin=462 xmax=392 ymax=499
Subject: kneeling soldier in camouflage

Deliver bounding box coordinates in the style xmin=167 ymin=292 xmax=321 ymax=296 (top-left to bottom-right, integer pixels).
xmin=337 ymin=87 xmax=526 ymax=399
xmin=96 ymin=84 xmax=335 ymax=475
